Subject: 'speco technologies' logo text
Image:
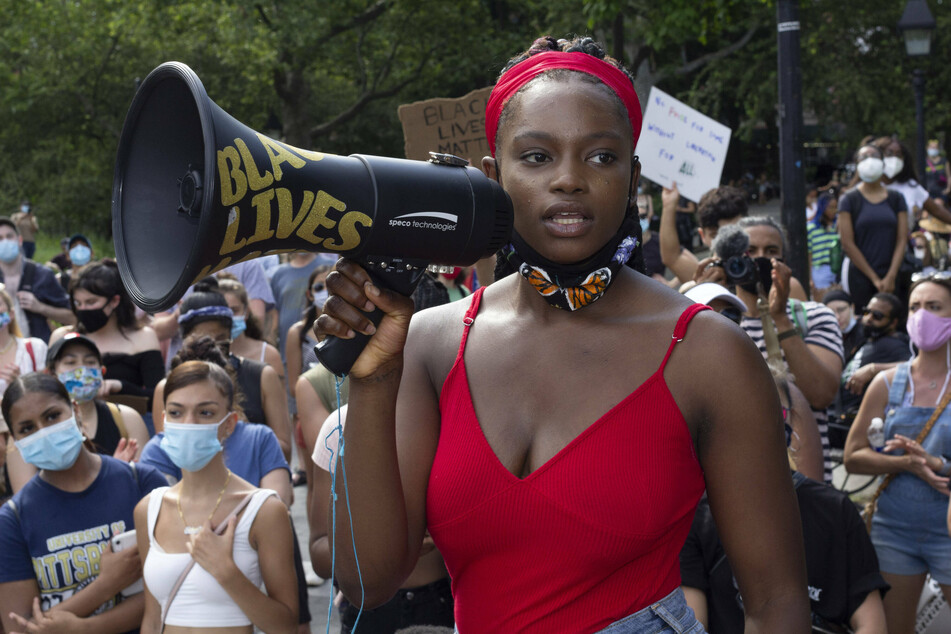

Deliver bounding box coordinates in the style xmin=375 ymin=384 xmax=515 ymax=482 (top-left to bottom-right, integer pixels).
xmin=388 ymin=212 xmax=458 ymax=232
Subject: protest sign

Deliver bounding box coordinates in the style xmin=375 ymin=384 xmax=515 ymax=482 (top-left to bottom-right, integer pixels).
xmin=398 ymin=86 xmax=493 ymax=164
xmin=635 ymin=87 xmax=732 ymax=203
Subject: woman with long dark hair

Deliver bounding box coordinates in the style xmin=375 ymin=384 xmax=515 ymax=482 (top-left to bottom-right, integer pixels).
xmin=50 ymin=260 xmax=163 ymax=418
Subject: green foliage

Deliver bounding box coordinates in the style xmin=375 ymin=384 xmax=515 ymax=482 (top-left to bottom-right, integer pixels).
xmin=3 ymin=0 xmax=950 ymax=240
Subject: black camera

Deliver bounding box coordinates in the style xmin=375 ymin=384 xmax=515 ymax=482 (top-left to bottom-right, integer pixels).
xmin=717 ymin=254 xmax=759 ymax=287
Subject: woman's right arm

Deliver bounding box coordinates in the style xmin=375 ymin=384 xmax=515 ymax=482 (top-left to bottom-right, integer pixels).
xmin=134 ymin=496 xmax=163 ymax=634
xmin=837 ymin=211 xmax=880 ymax=284
xmin=317 ymin=259 xmax=437 ymax=607
xmin=285 ymin=322 xmax=304 ymax=390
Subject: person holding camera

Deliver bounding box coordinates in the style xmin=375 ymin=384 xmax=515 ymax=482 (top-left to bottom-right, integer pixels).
xmin=712 ymin=218 xmax=844 ymax=483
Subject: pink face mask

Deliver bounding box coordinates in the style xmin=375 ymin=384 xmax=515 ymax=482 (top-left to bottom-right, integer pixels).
xmin=907 ymin=307 xmax=951 ymax=352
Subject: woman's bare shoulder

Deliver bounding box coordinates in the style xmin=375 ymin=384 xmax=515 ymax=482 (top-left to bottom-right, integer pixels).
xmin=127 ymin=325 xmax=160 ymax=352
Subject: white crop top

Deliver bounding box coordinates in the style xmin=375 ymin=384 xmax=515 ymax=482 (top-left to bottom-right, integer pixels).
xmin=143 ymin=487 xmax=276 ymax=627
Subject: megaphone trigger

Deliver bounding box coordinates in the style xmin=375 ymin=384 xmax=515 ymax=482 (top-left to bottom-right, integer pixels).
xmin=314 ymin=259 xmax=427 ymax=376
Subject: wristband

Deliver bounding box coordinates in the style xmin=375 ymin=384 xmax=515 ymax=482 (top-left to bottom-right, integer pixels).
xmin=777 ymin=328 xmax=800 ymax=342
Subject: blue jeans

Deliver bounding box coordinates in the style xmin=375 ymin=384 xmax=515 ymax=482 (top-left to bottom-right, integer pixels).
xmin=452 ymin=588 xmax=706 ymax=634
xmin=595 ymin=588 xmax=706 ymax=634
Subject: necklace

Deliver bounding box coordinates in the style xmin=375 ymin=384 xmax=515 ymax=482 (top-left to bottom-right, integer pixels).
xmin=177 ymin=470 xmax=232 ymax=535
xmin=0 ymin=337 xmax=15 ymax=355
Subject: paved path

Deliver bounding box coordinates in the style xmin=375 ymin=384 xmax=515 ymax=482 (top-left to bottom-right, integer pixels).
xmin=291 ymin=483 xmax=340 ymax=633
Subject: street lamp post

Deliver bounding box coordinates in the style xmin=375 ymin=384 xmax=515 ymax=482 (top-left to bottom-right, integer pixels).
xmin=898 ymin=0 xmax=936 ymax=183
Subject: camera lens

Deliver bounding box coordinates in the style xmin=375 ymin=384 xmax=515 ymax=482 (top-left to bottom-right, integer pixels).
xmin=725 ymin=256 xmax=751 ymax=280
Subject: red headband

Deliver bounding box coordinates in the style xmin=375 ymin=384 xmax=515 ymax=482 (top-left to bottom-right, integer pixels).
xmin=484 ymin=51 xmax=643 ymax=157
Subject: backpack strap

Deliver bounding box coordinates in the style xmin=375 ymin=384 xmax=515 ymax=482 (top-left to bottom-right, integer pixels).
xmin=19 ymin=261 xmax=37 ymax=292
xmin=5 ymin=499 xmax=20 ymax=525
xmin=106 ymin=401 xmax=129 ymax=440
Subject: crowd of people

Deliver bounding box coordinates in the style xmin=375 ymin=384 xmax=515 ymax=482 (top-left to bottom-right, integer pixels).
xmin=3 ymin=31 xmax=951 ymax=634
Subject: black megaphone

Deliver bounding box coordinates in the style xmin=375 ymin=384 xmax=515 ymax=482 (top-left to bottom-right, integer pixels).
xmin=112 ymin=62 xmax=512 ymax=375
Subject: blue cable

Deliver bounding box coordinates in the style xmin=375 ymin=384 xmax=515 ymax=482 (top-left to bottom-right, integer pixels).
xmin=324 ymin=374 xmax=365 ymax=633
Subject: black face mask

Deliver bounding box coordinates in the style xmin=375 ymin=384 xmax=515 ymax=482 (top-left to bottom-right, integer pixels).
xmin=76 ymin=308 xmax=110 ymax=333
xmin=864 ymin=323 xmax=891 ymax=340
xmin=739 ymin=257 xmax=777 ymax=296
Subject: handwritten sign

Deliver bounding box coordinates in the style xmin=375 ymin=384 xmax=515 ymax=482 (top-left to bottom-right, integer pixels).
xmin=397 ymin=86 xmax=493 ymax=164
xmin=635 ymin=87 xmax=732 ymax=203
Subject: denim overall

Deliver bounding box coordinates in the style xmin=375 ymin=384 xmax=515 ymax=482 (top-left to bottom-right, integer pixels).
xmin=871 ymin=362 xmax=951 ymax=582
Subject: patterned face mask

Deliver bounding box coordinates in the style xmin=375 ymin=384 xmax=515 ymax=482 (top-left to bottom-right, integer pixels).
xmin=57 ymin=366 xmax=103 ymax=402
xmin=500 ymin=214 xmax=640 ymax=311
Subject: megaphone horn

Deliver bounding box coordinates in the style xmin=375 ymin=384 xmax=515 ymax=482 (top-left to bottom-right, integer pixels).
xmin=112 ymin=61 xmax=512 ymax=374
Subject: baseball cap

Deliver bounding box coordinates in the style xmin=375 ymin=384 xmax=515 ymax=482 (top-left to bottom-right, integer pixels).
xmin=822 ymin=289 xmax=853 ymax=306
xmin=46 ymin=333 xmax=102 ymax=369
xmin=68 ymin=233 xmax=91 ymax=249
xmin=684 ymin=282 xmax=748 ymax=313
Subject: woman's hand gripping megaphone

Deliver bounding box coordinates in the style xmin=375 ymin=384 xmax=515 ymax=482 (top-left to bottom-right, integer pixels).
xmin=315 ymin=258 xmax=417 ymax=379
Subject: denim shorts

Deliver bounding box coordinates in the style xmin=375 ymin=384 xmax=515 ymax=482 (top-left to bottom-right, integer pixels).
xmin=594 ymin=588 xmax=707 ymax=634
xmin=872 ymin=497 xmax=951 ymax=584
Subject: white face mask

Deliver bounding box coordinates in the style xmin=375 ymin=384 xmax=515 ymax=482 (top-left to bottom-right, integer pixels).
xmin=915 ymin=247 xmax=927 ymax=261
xmin=883 ymin=156 xmax=904 ymax=179
xmin=928 ymin=148 xmax=940 ymax=158
xmin=857 ymin=157 xmax=884 ymax=183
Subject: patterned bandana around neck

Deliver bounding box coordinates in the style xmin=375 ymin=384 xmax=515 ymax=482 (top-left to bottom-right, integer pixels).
xmin=501 ymin=215 xmax=640 ymax=311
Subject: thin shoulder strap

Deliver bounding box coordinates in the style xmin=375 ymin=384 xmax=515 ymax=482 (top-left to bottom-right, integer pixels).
xmin=887 ymin=362 xmax=911 ymax=408
xmin=160 ymin=491 xmax=257 ymax=626
xmin=660 ymin=304 xmax=711 ymax=369
xmin=456 ymin=287 xmax=486 ymax=356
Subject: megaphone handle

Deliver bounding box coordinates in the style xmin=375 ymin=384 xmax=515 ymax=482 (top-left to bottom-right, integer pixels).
xmin=313 ymin=265 xmax=426 ymax=377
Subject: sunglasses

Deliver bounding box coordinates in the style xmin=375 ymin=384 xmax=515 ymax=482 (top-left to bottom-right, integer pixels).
xmin=911 ymin=270 xmax=951 ymax=284
xmin=718 ymin=306 xmax=743 ymax=325
xmin=861 ymin=308 xmax=887 ymax=321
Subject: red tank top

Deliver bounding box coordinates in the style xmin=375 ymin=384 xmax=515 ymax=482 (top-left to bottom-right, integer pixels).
xmin=427 ymin=288 xmax=708 ymax=633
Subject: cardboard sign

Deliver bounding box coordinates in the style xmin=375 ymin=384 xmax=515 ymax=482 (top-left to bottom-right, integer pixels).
xmin=635 ymin=87 xmax=732 ymax=203
xmin=398 ymin=86 xmax=493 ymax=164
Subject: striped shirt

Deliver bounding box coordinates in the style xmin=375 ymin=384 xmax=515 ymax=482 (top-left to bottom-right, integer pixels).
xmin=741 ymin=301 xmax=845 ymax=483
xmin=807 ymin=223 xmax=838 ymax=266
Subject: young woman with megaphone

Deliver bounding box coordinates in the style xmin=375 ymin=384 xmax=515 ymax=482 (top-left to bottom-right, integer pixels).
xmin=315 ymin=35 xmax=810 ymax=633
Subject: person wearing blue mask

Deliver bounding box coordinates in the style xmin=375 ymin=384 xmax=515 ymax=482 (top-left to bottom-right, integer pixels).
xmin=135 ymin=359 xmax=298 ymax=634
xmin=56 ymin=234 xmax=95 ymax=292
xmin=10 ymin=201 xmax=38 ymax=260
xmin=217 ymin=278 xmax=284 ymax=384
xmin=5 ymin=332 xmax=153 ymax=495
xmin=0 ymin=218 xmax=74 ymax=343
xmin=0 ymin=372 xmax=167 ymax=634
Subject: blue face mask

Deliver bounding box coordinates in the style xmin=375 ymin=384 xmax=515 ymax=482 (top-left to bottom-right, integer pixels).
xmin=639 ymin=217 xmax=650 ymax=233
xmin=230 ymin=315 xmax=246 ymax=340
xmin=15 ymin=417 xmax=85 ymax=471
xmin=161 ymin=414 xmax=229 ymax=472
xmin=58 ymin=366 xmax=103 ymax=402
xmin=69 ymin=244 xmax=92 ymax=266
xmin=0 ymin=239 xmax=20 ymax=263
xmin=0 ymin=312 xmax=10 ymax=329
